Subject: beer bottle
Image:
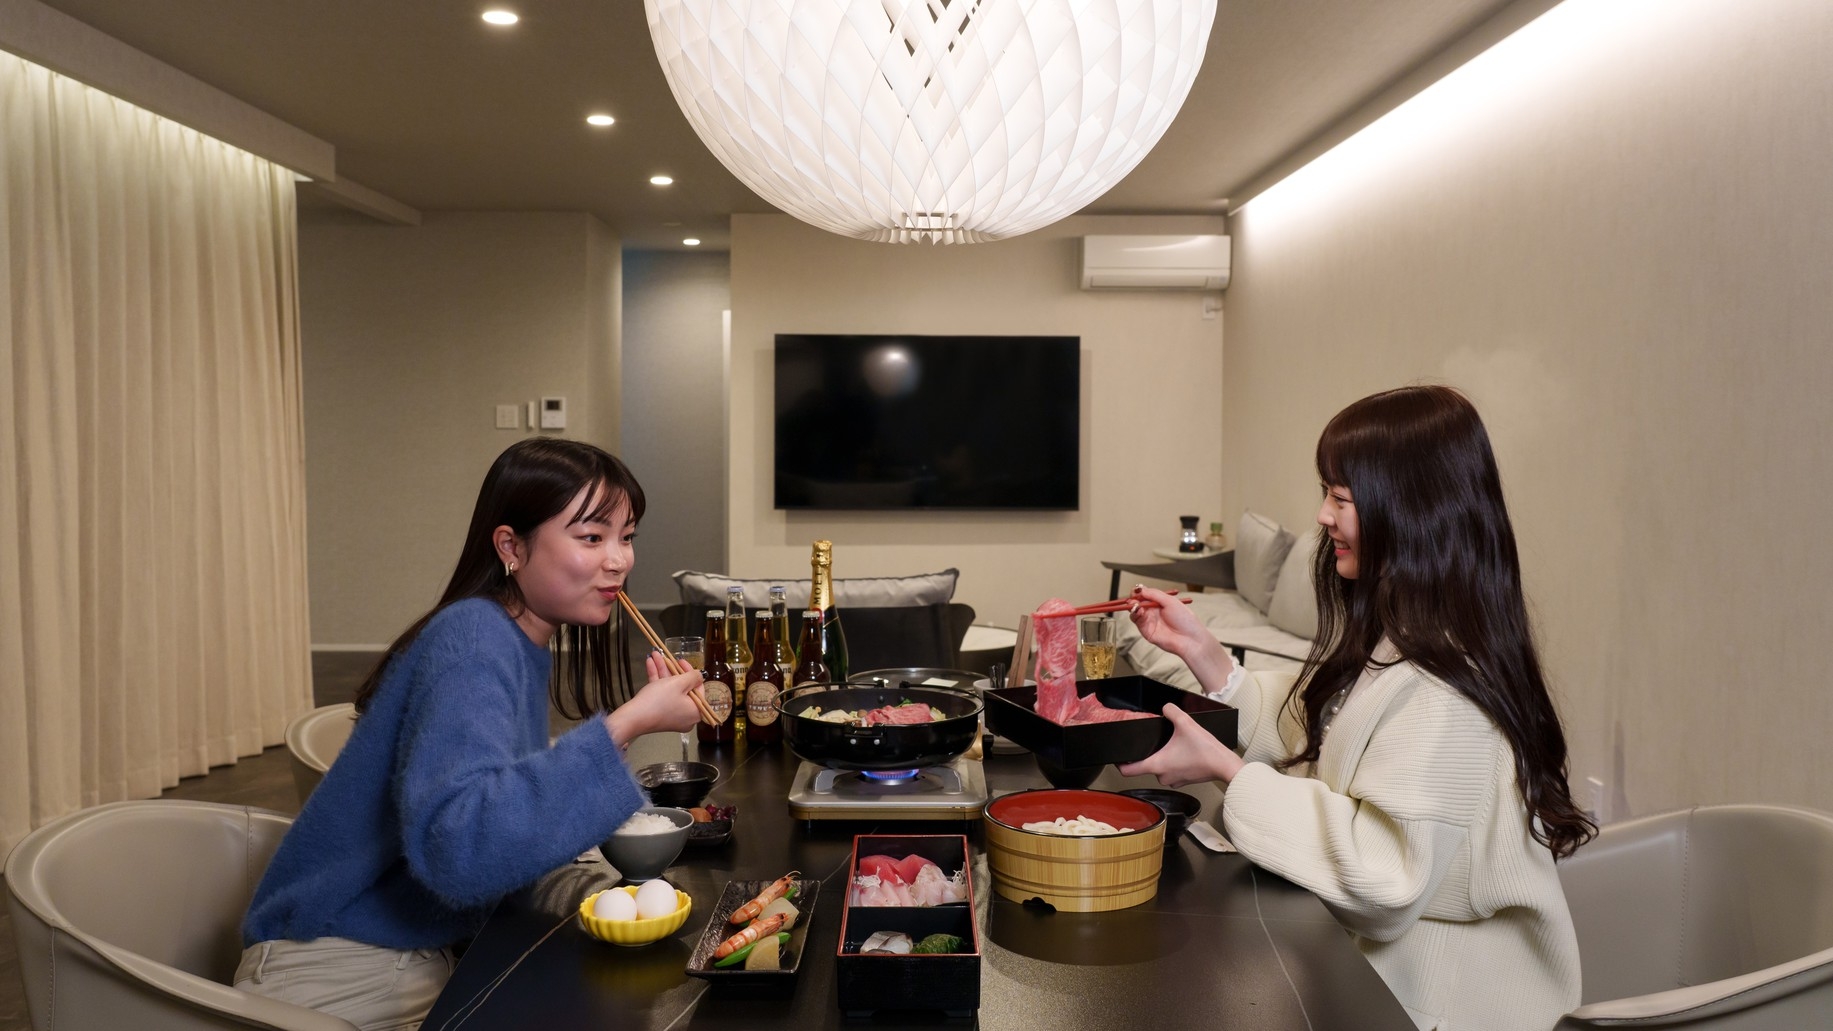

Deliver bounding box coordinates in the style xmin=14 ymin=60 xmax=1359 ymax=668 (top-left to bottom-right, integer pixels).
xmin=697 ymin=611 xmax=737 ymax=743
xmin=745 ymin=615 xmax=786 ymax=745
xmin=724 ymin=586 xmax=752 ymax=735
xmin=767 ymin=585 xmax=796 ymax=669
xmin=810 ymin=540 xmax=849 ymax=684
xmin=791 ymin=609 xmax=830 ymax=686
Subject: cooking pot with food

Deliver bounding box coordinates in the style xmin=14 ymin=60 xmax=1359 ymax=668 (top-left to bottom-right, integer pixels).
xmin=777 ymin=683 xmax=982 ymax=771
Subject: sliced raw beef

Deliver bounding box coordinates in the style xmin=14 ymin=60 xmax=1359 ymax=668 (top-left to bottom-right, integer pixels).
xmin=864 ymin=703 xmax=935 ymax=726
xmin=1071 ymin=692 xmax=1153 ymax=723
xmin=1032 ymin=599 xmax=1080 ymax=724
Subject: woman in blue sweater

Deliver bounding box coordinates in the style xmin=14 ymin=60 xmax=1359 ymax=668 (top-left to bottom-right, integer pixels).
xmin=237 ymin=439 xmax=706 ymax=1029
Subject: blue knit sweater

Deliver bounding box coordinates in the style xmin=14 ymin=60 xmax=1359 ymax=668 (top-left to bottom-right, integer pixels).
xmin=243 ymin=598 xmax=646 ymax=949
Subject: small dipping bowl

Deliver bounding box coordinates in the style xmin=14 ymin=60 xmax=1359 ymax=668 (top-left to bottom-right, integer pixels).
xmin=1118 ymin=788 xmax=1202 ymax=847
xmin=578 ymin=886 xmax=693 ymax=946
xmin=600 ymin=806 xmax=692 ymax=882
xmin=635 ymin=761 xmax=720 ymax=808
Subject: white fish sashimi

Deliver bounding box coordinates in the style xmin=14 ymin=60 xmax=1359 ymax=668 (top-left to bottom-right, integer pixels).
xmin=909 ymin=862 xmax=969 ymax=906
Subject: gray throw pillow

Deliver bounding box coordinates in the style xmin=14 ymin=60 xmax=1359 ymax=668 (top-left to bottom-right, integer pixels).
xmin=1233 ymin=511 xmax=1295 ymax=615
xmin=1266 ymin=532 xmax=1319 ymax=641
xmin=672 ymin=568 xmax=959 ymax=610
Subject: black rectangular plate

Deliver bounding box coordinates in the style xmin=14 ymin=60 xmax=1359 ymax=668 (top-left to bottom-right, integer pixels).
xmin=685 ymin=878 xmax=819 ymax=992
xmin=982 ymin=675 xmax=1238 ymax=767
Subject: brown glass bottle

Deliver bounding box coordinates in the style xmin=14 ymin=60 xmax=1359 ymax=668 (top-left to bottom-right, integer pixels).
xmin=791 ymin=608 xmax=830 ymax=686
xmin=697 ymin=611 xmax=737 ymax=742
xmin=744 ymin=616 xmax=786 ymax=745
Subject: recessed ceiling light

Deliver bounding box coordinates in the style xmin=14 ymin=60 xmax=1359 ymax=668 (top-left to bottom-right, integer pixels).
xmin=586 ymin=114 xmax=615 ymax=127
xmin=649 ymin=175 xmax=674 ymax=186
xmin=481 ymin=10 xmax=518 ymax=26
xmin=683 ymin=238 xmax=702 ymax=246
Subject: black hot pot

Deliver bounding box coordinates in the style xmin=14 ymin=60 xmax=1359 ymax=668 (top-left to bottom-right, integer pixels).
xmin=776 ymin=683 xmax=983 ymax=772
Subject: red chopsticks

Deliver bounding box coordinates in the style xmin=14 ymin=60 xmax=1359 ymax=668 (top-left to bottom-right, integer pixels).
xmin=1034 ymin=594 xmax=1195 ymax=619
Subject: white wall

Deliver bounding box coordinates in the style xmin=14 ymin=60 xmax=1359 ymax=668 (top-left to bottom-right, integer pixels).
xmin=1221 ymin=0 xmax=1833 ymax=818
xmin=621 ymin=250 xmax=732 ymax=606
xmin=300 ymin=210 xmax=622 ymax=645
xmin=728 ymin=213 xmax=1227 ymax=629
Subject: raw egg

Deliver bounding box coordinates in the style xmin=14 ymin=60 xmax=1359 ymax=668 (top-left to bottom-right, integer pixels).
xmin=634 ymin=878 xmax=679 ymax=919
xmin=593 ymin=888 xmax=638 ymax=921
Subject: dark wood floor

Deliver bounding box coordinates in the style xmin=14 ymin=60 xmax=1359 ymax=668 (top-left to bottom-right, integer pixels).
xmin=0 ymin=651 xmax=375 ymax=1031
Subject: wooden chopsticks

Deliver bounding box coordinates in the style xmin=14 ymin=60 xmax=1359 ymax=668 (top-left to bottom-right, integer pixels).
xmin=616 ymin=592 xmax=720 ymax=726
xmin=1034 ymin=594 xmax=1195 ymax=619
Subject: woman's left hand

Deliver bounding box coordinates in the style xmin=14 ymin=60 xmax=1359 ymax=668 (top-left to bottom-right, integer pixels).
xmin=1116 ymin=703 xmax=1244 ymax=786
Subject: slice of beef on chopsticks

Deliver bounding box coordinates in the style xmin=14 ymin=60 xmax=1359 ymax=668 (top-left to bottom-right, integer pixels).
xmin=1070 ymin=692 xmax=1153 ymax=723
xmin=1032 ymin=598 xmax=1081 ymax=724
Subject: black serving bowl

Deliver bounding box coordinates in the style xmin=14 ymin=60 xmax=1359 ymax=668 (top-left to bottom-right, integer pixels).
xmin=635 ymin=762 xmax=719 ymax=808
xmin=1118 ymin=788 xmax=1202 ymax=846
xmin=777 ymin=684 xmax=982 ymax=772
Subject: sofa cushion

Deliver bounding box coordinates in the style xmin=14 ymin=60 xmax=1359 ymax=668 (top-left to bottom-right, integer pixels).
xmin=1234 ymin=511 xmax=1295 ymax=614
xmin=672 ymin=568 xmax=958 ymax=610
xmin=1266 ymin=532 xmax=1320 ymax=641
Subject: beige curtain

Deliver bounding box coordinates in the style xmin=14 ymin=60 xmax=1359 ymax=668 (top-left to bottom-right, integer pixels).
xmin=0 ymin=51 xmax=312 ymax=856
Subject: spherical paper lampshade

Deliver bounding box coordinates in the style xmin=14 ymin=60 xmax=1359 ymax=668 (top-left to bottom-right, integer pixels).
xmin=645 ymin=0 xmax=1217 ymax=244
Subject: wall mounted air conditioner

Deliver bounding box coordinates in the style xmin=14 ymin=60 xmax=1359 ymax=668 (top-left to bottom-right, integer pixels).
xmin=1080 ymin=234 xmax=1231 ymax=290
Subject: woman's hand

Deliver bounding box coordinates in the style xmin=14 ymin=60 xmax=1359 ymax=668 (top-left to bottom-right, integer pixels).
xmin=1127 ymin=586 xmax=1235 ymax=691
xmin=602 ymin=653 xmax=707 ymax=748
xmin=1116 ymin=703 xmax=1244 ymax=786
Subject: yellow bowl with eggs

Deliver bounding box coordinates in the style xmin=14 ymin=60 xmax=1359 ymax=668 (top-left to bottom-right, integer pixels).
xmin=578 ymin=886 xmax=693 ymax=946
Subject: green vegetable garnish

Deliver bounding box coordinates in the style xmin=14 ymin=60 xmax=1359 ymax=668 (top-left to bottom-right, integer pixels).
xmin=911 ymin=933 xmax=965 ymax=954
xmin=713 ymin=931 xmax=791 ymax=968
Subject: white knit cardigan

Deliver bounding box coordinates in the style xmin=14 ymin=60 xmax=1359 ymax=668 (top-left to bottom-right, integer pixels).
xmin=1217 ymin=660 xmax=1581 ymax=1031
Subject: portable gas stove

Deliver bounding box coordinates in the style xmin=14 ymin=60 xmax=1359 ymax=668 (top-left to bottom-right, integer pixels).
xmin=786 ymin=756 xmax=988 ymax=821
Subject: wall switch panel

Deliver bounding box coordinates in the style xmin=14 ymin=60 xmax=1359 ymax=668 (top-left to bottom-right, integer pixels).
xmin=494 ymin=404 xmax=520 ymax=429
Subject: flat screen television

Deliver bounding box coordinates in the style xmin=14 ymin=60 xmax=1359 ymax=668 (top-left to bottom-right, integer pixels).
xmin=774 ymin=334 xmax=1079 ymax=510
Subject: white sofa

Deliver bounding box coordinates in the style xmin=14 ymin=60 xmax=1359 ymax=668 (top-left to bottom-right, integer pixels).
xmin=1117 ymin=511 xmax=1320 ymax=691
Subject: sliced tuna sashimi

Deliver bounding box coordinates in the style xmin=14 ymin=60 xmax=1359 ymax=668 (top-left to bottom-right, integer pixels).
xmin=1032 ymin=598 xmax=1080 ymax=725
xmin=892 ymin=853 xmax=936 ymax=885
xmin=858 ymin=854 xmax=907 ymax=886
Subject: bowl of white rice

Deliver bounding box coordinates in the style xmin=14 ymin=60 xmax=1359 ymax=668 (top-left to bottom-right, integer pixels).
xmin=982 ymin=789 xmax=1166 ymax=912
xmin=600 ymin=805 xmax=693 ymax=882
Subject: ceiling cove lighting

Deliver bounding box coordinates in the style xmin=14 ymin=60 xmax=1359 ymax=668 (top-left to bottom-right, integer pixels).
xmin=683 ymin=238 xmax=702 ymax=246
xmin=644 ymin=0 xmax=1217 ymax=244
xmin=481 ymin=10 xmax=519 ymax=26
xmin=586 ymin=114 xmax=616 ymax=127
xmin=1241 ymin=0 xmax=1659 ymax=230
xmin=649 ymin=175 xmax=675 ymax=185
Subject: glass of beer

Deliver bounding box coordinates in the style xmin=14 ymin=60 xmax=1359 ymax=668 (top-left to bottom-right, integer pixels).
xmin=664 ymin=635 xmax=705 ymax=671
xmin=1077 ymin=616 xmax=1118 ymax=681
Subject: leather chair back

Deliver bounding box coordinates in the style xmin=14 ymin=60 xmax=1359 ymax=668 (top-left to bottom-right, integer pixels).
xmin=1557 ymin=804 xmax=1833 ymax=1029
xmin=657 ymin=602 xmax=976 ymax=675
xmin=5 ymin=799 xmax=354 ymax=1029
xmin=284 ymin=703 xmax=357 ymax=804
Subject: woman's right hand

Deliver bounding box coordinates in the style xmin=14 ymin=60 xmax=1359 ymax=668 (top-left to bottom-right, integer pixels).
xmin=602 ymin=654 xmax=706 ymax=748
xmin=1127 ymin=585 xmax=1235 ymax=694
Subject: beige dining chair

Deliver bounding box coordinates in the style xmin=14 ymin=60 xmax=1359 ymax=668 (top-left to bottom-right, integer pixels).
xmin=284 ymin=702 xmax=357 ymax=804
xmin=1556 ymin=803 xmax=1833 ymax=1029
xmin=4 ymin=799 xmax=356 ymax=1030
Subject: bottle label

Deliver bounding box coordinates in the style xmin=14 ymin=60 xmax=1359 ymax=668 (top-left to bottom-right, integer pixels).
xmin=746 ymin=681 xmax=780 ymax=725
xmin=702 ymin=682 xmax=733 ymax=722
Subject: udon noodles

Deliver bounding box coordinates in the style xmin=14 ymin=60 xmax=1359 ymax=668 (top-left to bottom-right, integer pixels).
xmin=1021 ymin=815 xmax=1123 ymax=836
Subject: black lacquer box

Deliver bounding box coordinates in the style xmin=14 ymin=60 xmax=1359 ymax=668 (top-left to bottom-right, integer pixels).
xmin=835 ymin=834 xmax=979 ymax=1018
xmin=982 ymin=675 xmax=1239 ymax=768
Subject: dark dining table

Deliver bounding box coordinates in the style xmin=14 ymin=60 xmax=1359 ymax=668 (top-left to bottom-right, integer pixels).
xmin=422 ymin=733 xmax=1416 ymax=1031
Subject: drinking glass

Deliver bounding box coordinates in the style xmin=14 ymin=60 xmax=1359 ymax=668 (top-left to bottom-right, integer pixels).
xmin=664 ymin=635 xmax=705 ymax=671
xmin=1077 ymin=616 xmax=1118 ymax=681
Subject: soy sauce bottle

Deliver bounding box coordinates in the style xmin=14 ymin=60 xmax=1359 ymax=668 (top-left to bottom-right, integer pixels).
xmin=697 ymin=611 xmax=737 ymax=743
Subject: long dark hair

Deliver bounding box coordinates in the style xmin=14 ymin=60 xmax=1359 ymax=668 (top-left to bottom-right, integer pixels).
xmin=1281 ymin=385 xmax=1594 ymax=859
xmin=354 ymin=438 xmax=646 ymax=720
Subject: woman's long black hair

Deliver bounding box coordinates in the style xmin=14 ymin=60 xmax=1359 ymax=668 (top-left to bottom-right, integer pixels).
xmin=354 ymin=438 xmax=645 ymax=720
xmin=1280 ymin=385 xmax=1594 ymax=859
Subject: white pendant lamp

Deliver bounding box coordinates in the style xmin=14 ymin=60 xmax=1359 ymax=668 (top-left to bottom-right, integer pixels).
xmin=645 ymin=0 xmax=1217 ymax=244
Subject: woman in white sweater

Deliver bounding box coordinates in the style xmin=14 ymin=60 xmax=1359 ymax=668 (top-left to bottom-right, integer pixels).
xmin=1120 ymin=385 xmax=1592 ymax=1031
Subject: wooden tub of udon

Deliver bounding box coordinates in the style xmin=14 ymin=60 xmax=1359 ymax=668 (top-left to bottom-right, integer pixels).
xmin=982 ymin=789 xmax=1167 ymax=912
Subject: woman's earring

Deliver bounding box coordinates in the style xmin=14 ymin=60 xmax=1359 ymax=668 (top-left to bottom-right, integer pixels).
xmin=504 ymin=560 xmax=517 ymax=576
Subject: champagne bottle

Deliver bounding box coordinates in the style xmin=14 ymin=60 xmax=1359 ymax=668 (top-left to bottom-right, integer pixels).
xmin=697 ymin=611 xmax=737 ymax=742
xmin=724 ymin=586 xmax=753 ymax=735
xmin=744 ymin=614 xmax=786 ymax=745
xmin=791 ymin=608 xmax=830 ymax=685
xmin=810 ymin=540 xmax=849 ymax=684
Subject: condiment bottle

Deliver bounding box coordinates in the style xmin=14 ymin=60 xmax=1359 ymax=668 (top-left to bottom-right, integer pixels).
xmin=697 ymin=611 xmax=737 ymax=742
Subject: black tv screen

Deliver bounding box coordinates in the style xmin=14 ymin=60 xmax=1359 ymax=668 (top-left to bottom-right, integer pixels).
xmin=774 ymin=334 xmax=1079 ymax=510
